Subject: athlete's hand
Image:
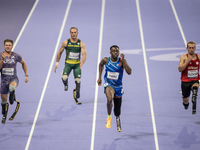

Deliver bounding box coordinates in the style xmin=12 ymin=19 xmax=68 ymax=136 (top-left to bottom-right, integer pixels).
xmin=1 ymin=52 xmax=6 ymax=60
xmin=120 ymin=53 xmax=124 ymax=61
xmin=187 ymin=54 xmax=192 ymax=63
xmin=54 ymin=65 xmax=58 ymax=73
xmin=80 ymin=62 xmax=83 ymax=69
xmin=97 ymin=78 xmax=102 ymax=86
xmin=25 ymin=76 xmax=29 ymax=83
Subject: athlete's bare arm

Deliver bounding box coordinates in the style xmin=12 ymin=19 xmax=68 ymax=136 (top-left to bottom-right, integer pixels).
xmin=54 ymin=40 xmax=68 ymax=72
xmin=198 ymin=54 xmax=200 ymax=62
xmin=120 ymin=53 xmax=132 ymax=75
xmin=20 ymin=59 xmax=28 ymax=83
xmin=80 ymin=41 xmax=87 ymax=69
xmin=0 ymin=52 xmax=6 ymax=69
xmin=178 ymin=54 xmax=192 ymax=72
xmin=97 ymin=57 xmax=108 ymax=86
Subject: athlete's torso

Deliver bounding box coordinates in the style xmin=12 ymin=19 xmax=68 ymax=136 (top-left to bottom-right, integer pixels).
xmin=104 ymin=57 xmax=123 ymax=87
xmin=0 ymin=52 xmax=22 ymax=80
xmin=65 ymin=39 xmax=81 ymax=64
xmin=181 ymin=53 xmax=200 ymax=82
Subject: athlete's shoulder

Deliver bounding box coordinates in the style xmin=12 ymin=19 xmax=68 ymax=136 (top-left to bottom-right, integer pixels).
xmin=100 ymin=57 xmax=108 ymax=65
xmin=12 ymin=52 xmax=21 ymax=57
xmin=62 ymin=40 xmax=69 ymax=47
xmin=197 ymin=54 xmax=200 ymax=60
xmin=180 ymin=54 xmax=187 ymax=59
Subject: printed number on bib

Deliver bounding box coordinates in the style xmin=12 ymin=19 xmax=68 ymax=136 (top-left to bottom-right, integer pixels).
xmin=188 ymin=70 xmax=198 ymax=78
xmin=107 ymin=71 xmax=119 ymax=80
xmin=69 ymin=52 xmax=79 ymax=60
xmin=2 ymin=68 xmax=14 ymax=75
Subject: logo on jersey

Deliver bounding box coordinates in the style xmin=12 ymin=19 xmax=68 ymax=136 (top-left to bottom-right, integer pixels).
xmin=3 ymin=58 xmax=15 ymax=64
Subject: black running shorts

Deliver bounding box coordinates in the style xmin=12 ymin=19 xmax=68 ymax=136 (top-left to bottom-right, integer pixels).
xmin=181 ymin=80 xmax=199 ymax=98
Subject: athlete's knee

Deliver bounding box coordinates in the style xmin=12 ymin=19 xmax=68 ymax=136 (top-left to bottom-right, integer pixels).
xmin=62 ymin=75 xmax=68 ymax=81
xmin=9 ymin=84 xmax=16 ymax=92
xmin=75 ymin=78 xmax=81 ymax=90
xmin=75 ymin=78 xmax=81 ymax=83
xmin=1 ymin=99 xmax=7 ymax=104
xmin=192 ymin=86 xmax=198 ymax=96
xmin=107 ymin=99 xmax=113 ymax=104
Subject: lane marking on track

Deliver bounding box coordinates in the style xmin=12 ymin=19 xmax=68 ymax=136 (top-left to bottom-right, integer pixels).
xmin=136 ymin=0 xmax=159 ymax=150
xmin=90 ymin=0 xmax=106 ymax=150
xmin=169 ymin=0 xmax=187 ymax=46
xmin=25 ymin=0 xmax=72 ymax=150
xmin=12 ymin=0 xmax=40 ymax=52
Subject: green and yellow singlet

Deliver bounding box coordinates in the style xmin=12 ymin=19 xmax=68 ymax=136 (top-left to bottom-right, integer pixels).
xmin=65 ymin=39 xmax=81 ymax=64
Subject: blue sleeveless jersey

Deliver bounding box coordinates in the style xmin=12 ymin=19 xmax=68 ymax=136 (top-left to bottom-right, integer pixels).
xmin=104 ymin=57 xmax=123 ymax=88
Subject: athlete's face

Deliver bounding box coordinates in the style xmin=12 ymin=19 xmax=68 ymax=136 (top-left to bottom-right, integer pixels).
xmin=70 ymin=29 xmax=78 ymax=40
xmin=110 ymin=47 xmax=119 ymax=60
xmin=187 ymin=44 xmax=196 ymax=56
xmin=4 ymin=42 xmax=13 ymax=53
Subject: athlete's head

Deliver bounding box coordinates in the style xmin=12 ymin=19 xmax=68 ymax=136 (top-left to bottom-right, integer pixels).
xmin=4 ymin=39 xmax=13 ymax=45
xmin=187 ymin=41 xmax=196 ymax=48
xmin=110 ymin=45 xmax=119 ymax=60
xmin=70 ymin=27 xmax=78 ymax=40
xmin=187 ymin=41 xmax=196 ymax=55
xmin=4 ymin=39 xmax=13 ymax=53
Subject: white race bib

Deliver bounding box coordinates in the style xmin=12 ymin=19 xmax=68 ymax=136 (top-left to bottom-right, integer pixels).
xmin=69 ymin=52 xmax=79 ymax=60
xmin=107 ymin=71 xmax=119 ymax=80
xmin=2 ymin=68 xmax=14 ymax=75
xmin=188 ymin=70 xmax=198 ymax=78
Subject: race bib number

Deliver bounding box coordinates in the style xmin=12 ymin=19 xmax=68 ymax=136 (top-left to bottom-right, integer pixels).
xmin=69 ymin=52 xmax=79 ymax=60
xmin=188 ymin=70 xmax=198 ymax=78
xmin=2 ymin=68 xmax=14 ymax=75
xmin=107 ymin=71 xmax=119 ymax=80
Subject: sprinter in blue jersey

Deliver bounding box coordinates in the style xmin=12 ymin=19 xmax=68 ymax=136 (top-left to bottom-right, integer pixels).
xmin=97 ymin=45 xmax=132 ymax=132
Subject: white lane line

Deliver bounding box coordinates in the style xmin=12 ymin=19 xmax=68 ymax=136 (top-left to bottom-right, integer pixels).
xmin=136 ymin=0 xmax=159 ymax=150
xmin=12 ymin=0 xmax=39 ymax=52
xmin=169 ymin=0 xmax=187 ymax=46
xmin=25 ymin=0 xmax=72 ymax=149
xmin=90 ymin=0 xmax=105 ymax=150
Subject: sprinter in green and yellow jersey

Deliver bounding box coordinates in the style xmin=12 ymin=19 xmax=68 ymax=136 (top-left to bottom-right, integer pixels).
xmin=54 ymin=27 xmax=87 ymax=104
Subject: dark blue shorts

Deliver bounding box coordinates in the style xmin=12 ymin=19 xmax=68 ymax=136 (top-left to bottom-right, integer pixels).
xmin=104 ymin=82 xmax=124 ymax=97
xmin=1 ymin=77 xmax=19 ymax=94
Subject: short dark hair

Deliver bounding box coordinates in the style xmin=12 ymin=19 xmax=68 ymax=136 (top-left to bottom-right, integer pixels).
xmin=187 ymin=41 xmax=196 ymax=48
xmin=4 ymin=39 xmax=13 ymax=45
xmin=70 ymin=27 xmax=78 ymax=32
xmin=110 ymin=45 xmax=119 ymax=50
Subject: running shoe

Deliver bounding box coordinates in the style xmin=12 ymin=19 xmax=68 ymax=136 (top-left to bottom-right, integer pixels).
xmin=106 ymin=118 xmax=112 ymax=128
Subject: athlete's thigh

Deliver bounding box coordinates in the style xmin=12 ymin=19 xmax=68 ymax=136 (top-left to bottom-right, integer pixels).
xmin=114 ymin=87 xmax=124 ymax=97
xmin=73 ymin=64 xmax=81 ymax=78
xmin=1 ymin=80 xmax=9 ymax=95
xmin=1 ymin=94 xmax=8 ymax=100
xmin=105 ymin=86 xmax=115 ymax=101
xmin=181 ymin=82 xmax=191 ymax=98
xmin=9 ymin=79 xmax=19 ymax=87
xmin=63 ymin=63 xmax=72 ymax=76
xmin=191 ymin=80 xmax=199 ymax=89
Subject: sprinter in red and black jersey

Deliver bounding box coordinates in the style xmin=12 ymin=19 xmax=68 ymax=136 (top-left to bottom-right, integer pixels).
xmin=178 ymin=41 xmax=200 ymax=114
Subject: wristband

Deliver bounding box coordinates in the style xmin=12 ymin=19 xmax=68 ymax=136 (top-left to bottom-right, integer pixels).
xmin=56 ymin=62 xmax=59 ymax=66
xmin=25 ymin=75 xmax=29 ymax=77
